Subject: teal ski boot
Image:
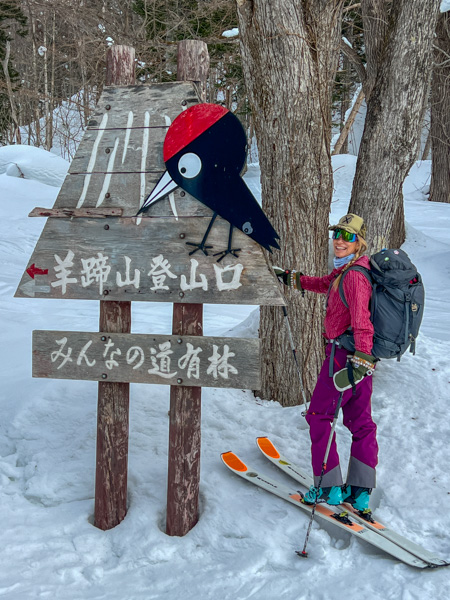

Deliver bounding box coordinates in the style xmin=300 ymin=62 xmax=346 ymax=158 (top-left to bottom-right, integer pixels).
xmin=302 ymin=485 xmax=344 ymax=506
xmin=343 ymin=485 xmax=372 ymax=511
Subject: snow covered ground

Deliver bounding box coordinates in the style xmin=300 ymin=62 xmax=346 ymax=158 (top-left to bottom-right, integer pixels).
xmin=0 ymin=148 xmax=449 ymax=599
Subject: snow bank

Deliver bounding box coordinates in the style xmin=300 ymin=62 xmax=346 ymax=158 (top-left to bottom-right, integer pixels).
xmin=0 ymin=145 xmax=69 ymax=188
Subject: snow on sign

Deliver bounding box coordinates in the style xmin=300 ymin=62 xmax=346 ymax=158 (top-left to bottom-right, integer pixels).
xmin=15 ymin=82 xmax=284 ymax=306
xmin=32 ymin=331 xmax=261 ymax=389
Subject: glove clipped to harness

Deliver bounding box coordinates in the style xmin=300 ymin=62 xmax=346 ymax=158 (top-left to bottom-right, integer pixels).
xmin=273 ymin=266 xmax=304 ymax=294
xmin=333 ymin=350 xmax=376 ymax=392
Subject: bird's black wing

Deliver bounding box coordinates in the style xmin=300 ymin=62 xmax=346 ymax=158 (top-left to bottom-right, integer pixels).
xmin=200 ymin=176 xmax=280 ymax=252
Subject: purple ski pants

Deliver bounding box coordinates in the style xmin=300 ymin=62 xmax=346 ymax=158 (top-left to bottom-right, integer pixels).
xmin=305 ymin=344 xmax=378 ymax=489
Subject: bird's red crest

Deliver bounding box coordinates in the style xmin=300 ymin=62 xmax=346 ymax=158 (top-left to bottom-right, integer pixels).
xmin=163 ymin=104 xmax=229 ymax=162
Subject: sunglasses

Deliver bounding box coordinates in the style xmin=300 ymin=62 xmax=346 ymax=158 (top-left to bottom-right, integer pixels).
xmin=332 ymin=229 xmax=357 ymax=242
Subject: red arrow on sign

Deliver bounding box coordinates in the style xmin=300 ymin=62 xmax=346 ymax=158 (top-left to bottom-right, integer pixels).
xmin=26 ymin=263 xmax=49 ymax=279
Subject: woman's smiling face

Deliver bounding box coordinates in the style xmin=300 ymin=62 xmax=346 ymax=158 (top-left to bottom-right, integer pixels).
xmin=333 ymin=236 xmax=359 ymax=258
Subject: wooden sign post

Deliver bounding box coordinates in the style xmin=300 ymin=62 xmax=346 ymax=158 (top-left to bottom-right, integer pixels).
xmin=167 ymin=302 xmax=203 ymax=535
xmin=167 ymin=39 xmax=206 ymax=537
xmin=17 ymin=43 xmax=285 ymax=538
xmin=96 ymin=45 xmax=134 ymax=531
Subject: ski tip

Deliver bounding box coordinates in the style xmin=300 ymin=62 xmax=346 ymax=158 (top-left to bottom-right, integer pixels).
xmin=221 ymin=451 xmax=248 ymax=473
xmin=256 ymin=436 xmax=280 ymax=459
xmin=427 ymin=560 xmax=450 ymax=569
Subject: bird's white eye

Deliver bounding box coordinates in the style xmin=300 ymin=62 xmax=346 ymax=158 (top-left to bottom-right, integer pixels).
xmin=178 ymin=153 xmax=202 ymax=179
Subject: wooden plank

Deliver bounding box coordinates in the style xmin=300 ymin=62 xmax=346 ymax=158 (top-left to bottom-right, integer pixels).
xmin=68 ymin=126 xmax=167 ymax=178
xmin=54 ymin=170 xmax=208 ymax=217
xmin=83 ymin=82 xmax=198 ymax=132
xmin=32 ymin=331 xmax=261 ymax=389
xmin=29 ymin=207 xmax=123 ymax=218
xmin=16 ymin=216 xmax=284 ymax=306
xmin=45 ymin=82 xmax=200 ymax=215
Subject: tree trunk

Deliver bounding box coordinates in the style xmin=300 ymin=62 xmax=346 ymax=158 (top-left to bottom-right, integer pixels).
xmin=360 ymin=0 xmax=388 ymax=99
xmin=422 ymin=130 xmax=431 ymax=160
xmin=338 ymin=53 xmax=351 ymax=155
xmin=429 ymin=12 xmax=450 ymax=203
xmin=332 ymin=88 xmax=365 ymax=156
xmin=349 ymin=0 xmax=441 ymax=251
xmin=43 ymin=26 xmax=51 ymax=150
xmin=1 ymin=42 xmax=22 ymax=144
xmin=236 ymin=0 xmax=345 ymax=406
xmin=27 ymin=6 xmax=42 ymax=147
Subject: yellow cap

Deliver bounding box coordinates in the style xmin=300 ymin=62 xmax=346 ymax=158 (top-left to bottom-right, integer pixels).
xmin=329 ymin=214 xmax=366 ymax=239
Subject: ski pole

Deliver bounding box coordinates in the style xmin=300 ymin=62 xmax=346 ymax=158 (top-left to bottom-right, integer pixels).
xmin=281 ymin=305 xmax=309 ymax=410
xmin=297 ymin=391 xmax=344 ymax=558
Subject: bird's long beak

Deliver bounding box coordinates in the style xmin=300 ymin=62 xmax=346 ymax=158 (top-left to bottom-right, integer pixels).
xmin=137 ymin=171 xmax=179 ymax=215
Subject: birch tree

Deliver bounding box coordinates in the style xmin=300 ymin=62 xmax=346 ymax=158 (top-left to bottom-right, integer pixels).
xmin=237 ymin=0 xmax=345 ymax=406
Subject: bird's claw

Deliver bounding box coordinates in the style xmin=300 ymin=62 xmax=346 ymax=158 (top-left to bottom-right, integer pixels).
xmin=186 ymin=241 xmax=214 ymax=256
xmin=213 ymin=248 xmax=241 ymax=262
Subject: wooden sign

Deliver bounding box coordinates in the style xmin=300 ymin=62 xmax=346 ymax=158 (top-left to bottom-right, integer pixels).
xmin=33 ymin=330 xmax=261 ymax=389
xmin=15 ymin=216 xmax=284 ymax=305
xmin=17 ymin=69 xmax=282 ymax=537
xmin=15 ymin=81 xmax=284 ymax=307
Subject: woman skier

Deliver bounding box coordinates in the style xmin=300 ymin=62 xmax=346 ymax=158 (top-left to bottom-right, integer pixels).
xmin=275 ymin=213 xmax=377 ymax=515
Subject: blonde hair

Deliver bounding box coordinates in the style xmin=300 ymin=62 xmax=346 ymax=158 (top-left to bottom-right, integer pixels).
xmin=332 ymin=236 xmax=368 ymax=290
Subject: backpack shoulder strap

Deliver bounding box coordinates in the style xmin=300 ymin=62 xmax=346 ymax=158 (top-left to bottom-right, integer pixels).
xmin=338 ymin=265 xmax=372 ymax=309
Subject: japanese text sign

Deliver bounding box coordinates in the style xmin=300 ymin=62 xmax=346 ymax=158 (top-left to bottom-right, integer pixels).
xmin=33 ymin=331 xmax=261 ymax=389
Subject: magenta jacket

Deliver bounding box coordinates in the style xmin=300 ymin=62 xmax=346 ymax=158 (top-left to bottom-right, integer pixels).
xmin=299 ymin=255 xmax=374 ymax=354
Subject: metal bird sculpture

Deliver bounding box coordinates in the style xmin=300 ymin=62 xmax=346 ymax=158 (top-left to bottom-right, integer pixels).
xmin=137 ymin=104 xmax=280 ymax=260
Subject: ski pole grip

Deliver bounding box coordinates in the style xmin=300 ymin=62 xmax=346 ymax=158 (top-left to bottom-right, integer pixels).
xmin=282 ymin=306 xmax=288 ymax=317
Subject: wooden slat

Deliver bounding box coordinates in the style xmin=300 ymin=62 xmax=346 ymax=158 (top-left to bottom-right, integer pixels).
xmin=16 ymin=216 xmax=284 ymax=305
xmin=54 ymin=171 xmax=208 ymax=217
xmin=32 ymin=331 xmax=261 ymax=389
xmin=68 ymin=127 xmax=166 ymax=176
xmin=84 ymin=82 xmax=198 ymax=132
xmin=29 ymin=207 xmax=123 ymax=218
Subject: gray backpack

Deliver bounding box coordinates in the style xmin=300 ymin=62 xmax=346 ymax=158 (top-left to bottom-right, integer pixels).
xmin=336 ymin=249 xmax=425 ymax=360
